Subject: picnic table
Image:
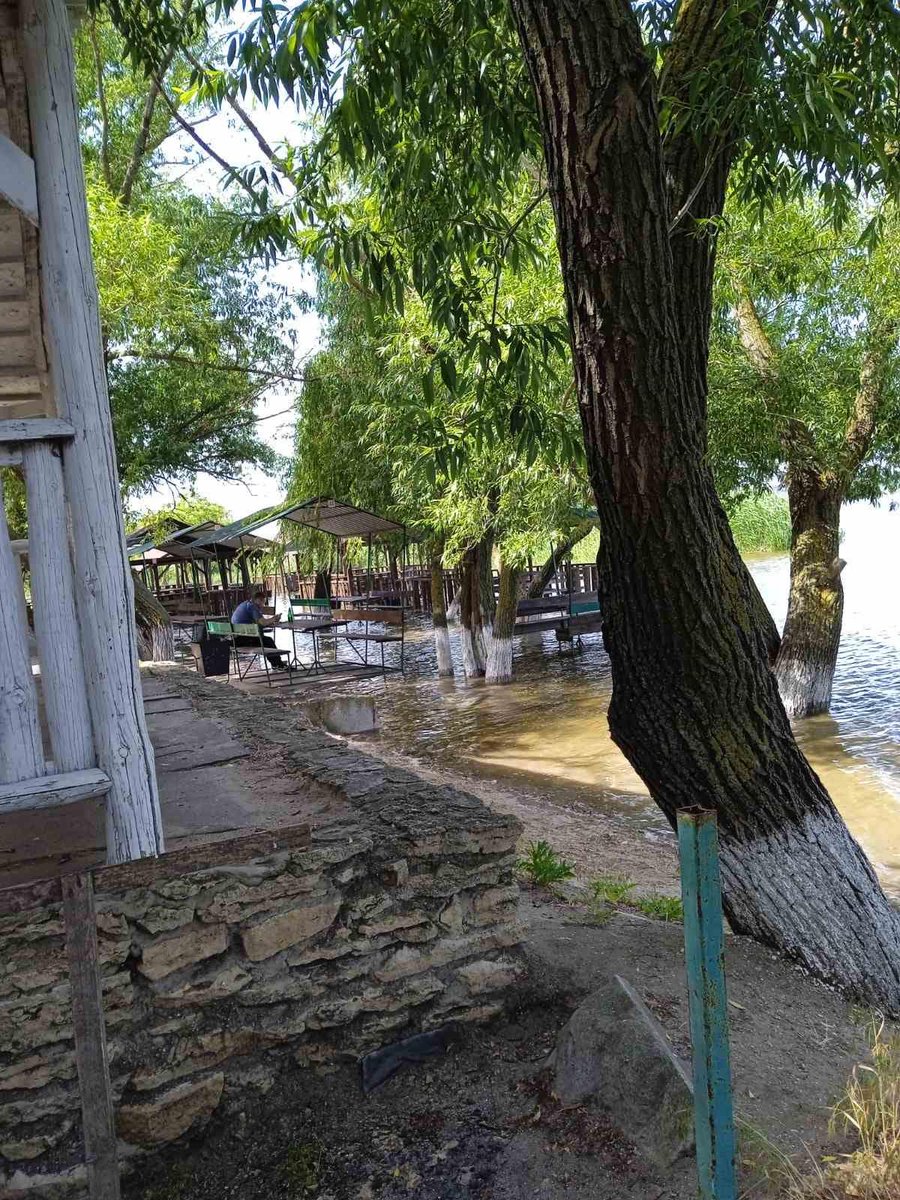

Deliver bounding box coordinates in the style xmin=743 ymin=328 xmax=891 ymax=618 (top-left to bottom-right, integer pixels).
xmin=272 ymin=618 xmax=349 ymax=674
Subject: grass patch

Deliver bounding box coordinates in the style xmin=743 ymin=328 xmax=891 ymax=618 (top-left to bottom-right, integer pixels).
xmin=517 ymin=840 xmax=575 ymax=886
xmin=728 ymin=491 xmax=792 ymax=555
xmin=280 ymin=1141 xmax=324 ymax=1195
xmin=634 ymin=894 xmax=684 ymax=922
xmin=746 ymin=1016 xmax=900 ymax=1199
xmin=591 ymin=875 xmax=637 ymax=904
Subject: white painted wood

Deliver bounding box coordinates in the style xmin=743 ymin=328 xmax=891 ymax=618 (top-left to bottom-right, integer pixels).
xmin=23 ymin=440 xmax=94 ymax=771
xmin=21 ymin=0 xmax=163 ymax=862
xmin=0 ymin=416 xmax=73 ymax=441
xmin=0 ymin=131 xmax=38 ymax=225
xmin=0 ymin=766 xmax=109 ymax=812
xmin=0 ymin=472 xmax=44 ymax=783
xmin=10 ymin=536 xmax=27 ymax=554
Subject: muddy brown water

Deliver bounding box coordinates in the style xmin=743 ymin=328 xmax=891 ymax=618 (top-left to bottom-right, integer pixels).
xmin=275 ymin=508 xmax=900 ymax=896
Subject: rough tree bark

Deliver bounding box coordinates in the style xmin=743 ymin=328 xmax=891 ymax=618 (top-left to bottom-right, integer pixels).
xmin=429 ymin=541 xmax=454 ymax=678
xmin=775 ymin=474 xmax=844 ymax=716
xmin=474 ymin=532 xmax=495 ymax=670
xmin=486 ymin=561 xmax=520 ymax=684
xmin=511 ymin=0 xmax=900 ymax=1010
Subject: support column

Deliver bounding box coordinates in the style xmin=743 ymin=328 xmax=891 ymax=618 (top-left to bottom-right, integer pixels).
xmin=20 ymin=0 xmax=163 ymax=860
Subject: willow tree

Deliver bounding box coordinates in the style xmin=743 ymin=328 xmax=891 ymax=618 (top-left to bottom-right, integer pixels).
xmin=107 ymin=0 xmax=900 ymax=1008
xmin=710 ymin=200 xmax=900 ymax=718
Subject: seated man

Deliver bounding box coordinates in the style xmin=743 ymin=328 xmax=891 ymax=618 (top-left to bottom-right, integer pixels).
xmin=230 ymin=589 xmax=288 ymax=670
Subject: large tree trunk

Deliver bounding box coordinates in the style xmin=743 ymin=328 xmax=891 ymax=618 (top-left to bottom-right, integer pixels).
xmin=512 ymin=0 xmax=900 ymax=1010
xmin=474 ymin=532 xmax=495 ymax=668
xmin=526 ymin=519 xmax=594 ymax=598
xmin=486 ymin=561 xmax=520 ymax=684
xmin=775 ymin=474 xmax=844 ymax=718
xmin=132 ymin=571 xmax=174 ymax=663
xmin=429 ymin=542 xmax=454 ymax=678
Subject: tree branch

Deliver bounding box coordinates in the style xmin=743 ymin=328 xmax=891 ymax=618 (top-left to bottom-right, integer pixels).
xmin=842 ymin=324 xmax=899 ymax=477
xmin=120 ymin=50 xmax=175 ymax=207
xmin=153 ymin=83 xmax=262 ymax=202
xmin=108 ymin=347 xmax=307 ymax=385
xmin=89 ymin=16 xmax=113 ymax=191
xmin=183 ymin=48 xmax=285 ymax=170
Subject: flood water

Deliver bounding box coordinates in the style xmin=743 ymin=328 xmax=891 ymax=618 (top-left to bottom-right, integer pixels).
xmin=320 ymin=502 xmax=900 ymax=895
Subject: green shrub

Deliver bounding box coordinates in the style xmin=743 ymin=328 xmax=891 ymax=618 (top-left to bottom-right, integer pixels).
xmin=517 ymin=840 xmax=575 ymax=886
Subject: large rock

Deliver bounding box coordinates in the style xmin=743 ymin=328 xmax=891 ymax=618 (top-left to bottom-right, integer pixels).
xmin=117 ymin=1073 xmax=224 ymax=1147
xmin=553 ymin=975 xmax=694 ymax=1168
xmin=240 ymin=898 xmax=341 ymax=961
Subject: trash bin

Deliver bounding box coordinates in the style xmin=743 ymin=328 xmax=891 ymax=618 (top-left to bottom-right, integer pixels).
xmin=189 ymin=637 xmax=230 ymax=677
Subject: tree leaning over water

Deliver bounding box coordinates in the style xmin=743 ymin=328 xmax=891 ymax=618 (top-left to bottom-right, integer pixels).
xmin=710 ymin=200 xmax=900 ymax=719
xmin=105 ymin=0 xmax=900 ymax=1010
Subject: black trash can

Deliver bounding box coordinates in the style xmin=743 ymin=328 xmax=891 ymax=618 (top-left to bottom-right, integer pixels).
xmin=189 ymin=636 xmax=230 ymax=677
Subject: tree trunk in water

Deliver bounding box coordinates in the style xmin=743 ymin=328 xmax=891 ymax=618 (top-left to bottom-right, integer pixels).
xmin=512 ymin=0 xmax=900 ymax=1010
xmin=526 ymin=520 xmax=595 ymax=598
xmin=474 ymin=533 xmax=495 ymax=670
xmin=430 ymin=543 xmax=454 ymax=678
xmin=459 ymin=548 xmax=483 ymax=678
xmin=775 ymin=475 xmax=844 ymax=718
xmin=486 ymin=562 xmax=520 ymax=684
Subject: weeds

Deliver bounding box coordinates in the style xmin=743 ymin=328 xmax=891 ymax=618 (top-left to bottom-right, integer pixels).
xmin=280 ymin=1141 xmax=324 ymax=1195
xmin=635 ymin=894 xmax=684 ymax=922
xmin=591 ymin=875 xmax=637 ymax=904
xmin=745 ymin=1016 xmax=900 ymax=1199
xmin=517 ymin=841 xmax=575 ymax=886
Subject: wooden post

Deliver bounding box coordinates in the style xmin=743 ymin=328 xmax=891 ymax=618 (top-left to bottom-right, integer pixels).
xmin=62 ymin=872 xmax=121 ymax=1200
xmin=0 ymin=472 xmax=44 ymax=782
xmin=20 ymin=0 xmax=163 ymax=861
xmin=23 ymin=440 xmax=94 ymax=771
xmin=677 ymin=807 xmax=737 ymax=1200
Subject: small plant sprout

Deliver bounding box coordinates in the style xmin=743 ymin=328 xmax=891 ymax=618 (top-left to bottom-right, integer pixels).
xmin=517 ymin=840 xmax=575 ymax=887
xmin=635 ymin=894 xmax=684 ymax=922
xmin=591 ymin=875 xmax=637 ymax=904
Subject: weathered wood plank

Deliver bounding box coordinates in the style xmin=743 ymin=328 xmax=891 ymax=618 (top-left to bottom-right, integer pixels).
xmin=0 ymin=416 xmax=73 ymax=441
xmin=24 ymin=440 xmax=94 ymax=770
xmin=0 ymin=444 xmax=21 ymax=465
xmin=62 ymin=873 xmax=121 ymax=1200
xmin=0 ymin=363 xmax=40 ymax=392
xmin=0 ymin=471 xmax=43 ymax=783
xmin=0 ymin=872 xmax=62 ymax=916
xmin=22 ymin=0 xmax=163 ymax=863
xmin=0 ymin=767 xmax=109 ymax=813
xmin=0 ymin=131 xmax=37 ymax=224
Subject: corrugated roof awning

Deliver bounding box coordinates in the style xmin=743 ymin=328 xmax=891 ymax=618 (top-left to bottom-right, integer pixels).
xmin=189 ymin=497 xmax=403 ymax=548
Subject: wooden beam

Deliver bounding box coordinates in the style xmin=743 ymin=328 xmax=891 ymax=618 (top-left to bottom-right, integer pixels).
xmin=0 ymin=416 xmax=74 ymax=442
xmin=0 ymin=472 xmax=44 ymax=783
xmin=0 ymin=132 xmax=38 ymax=225
xmin=0 ymin=446 xmax=21 ymax=465
xmin=21 ymin=0 xmax=164 ymax=862
xmin=24 ymin=440 xmax=94 ymax=771
xmin=62 ymin=873 xmax=121 ymax=1200
xmin=0 ymin=767 xmax=110 ymax=812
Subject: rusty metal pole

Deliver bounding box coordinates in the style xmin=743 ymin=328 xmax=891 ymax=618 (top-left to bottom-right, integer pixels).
xmin=677 ymin=806 xmax=737 ymax=1200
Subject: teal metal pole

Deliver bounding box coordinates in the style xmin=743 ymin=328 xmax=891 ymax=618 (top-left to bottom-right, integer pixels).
xmin=677 ymin=806 xmax=737 ymax=1200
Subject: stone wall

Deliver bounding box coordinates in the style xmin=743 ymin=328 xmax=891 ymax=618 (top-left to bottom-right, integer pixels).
xmin=0 ymin=708 xmax=523 ymax=1198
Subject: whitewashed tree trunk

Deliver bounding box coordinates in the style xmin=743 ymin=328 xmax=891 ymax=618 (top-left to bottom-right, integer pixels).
xmin=0 ymin=474 xmax=44 ymax=783
xmin=485 ymin=563 xmax=519 ymax=685
xmin=429 ymin=544 xmax=454 ymax=678
xmin=23 ymin=440 xmax=93 ymax=772
xmin=21 ymin=0 xmax=163 ymax=861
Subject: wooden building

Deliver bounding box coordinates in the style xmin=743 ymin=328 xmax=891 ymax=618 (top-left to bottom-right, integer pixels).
xmin=0 ymin=0 xmax=163 ymax=862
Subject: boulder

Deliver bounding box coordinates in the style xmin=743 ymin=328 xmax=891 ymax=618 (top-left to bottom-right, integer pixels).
xmin=553 ymin=975 xmax=694 ymax=1168
xmin=117 ymin=1072 xmax=224 ymax=1147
